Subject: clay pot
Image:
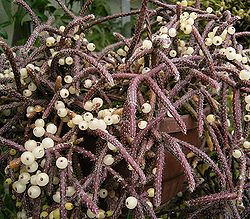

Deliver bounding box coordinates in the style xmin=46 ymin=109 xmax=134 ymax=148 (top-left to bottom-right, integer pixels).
xmin=78 ymin=110 xmax=208 ymax=209
xmin=158 ymin=111 xmax=207 ymax=203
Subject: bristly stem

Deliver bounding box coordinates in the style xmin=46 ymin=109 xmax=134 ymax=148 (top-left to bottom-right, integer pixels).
xmin=0 ymin=40 xmax=21 ymax=89
xmin=126 ymin=0 xmax=149 ymax=60
xmin=13 ymin=0 xmax=40 ymax=27
xmin=187 ymin=191 xmax=237 ymax=206
xmin=154 ymin=143 xmax=164 ymax=207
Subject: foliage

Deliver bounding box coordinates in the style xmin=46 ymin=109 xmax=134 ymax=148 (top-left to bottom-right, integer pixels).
xmin=170 ymin=0 xmax=250 ymax=47
xmin=1 ymin=0 xmax=250 ymax=218
xmin=0 ymin=0 xmax=122 ymax=49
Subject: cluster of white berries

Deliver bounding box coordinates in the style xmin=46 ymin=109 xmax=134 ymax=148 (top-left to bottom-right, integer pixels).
xmin=15 ymin=132 xmax=58 ymax=198
xmin=19 ymin=64 xmax=40 ymax=97
xmin=84 ymin=97 xmax=104 ymax=111
xmin=57 ymin=96 xmax=120 ymax=131
xmin=203 ymin=25 xmax=249 ymax=66
xmin=180 ymin=12 xmax=197 ymax=35
xmin=220 ymin=47 xmax=247 ymax=64
xmin=33 ymin=119 xmax=57 ymax=138
xmin=12 ymin=167 xmax=49 ymax=199
xmin=13 ymin=109 xmax=74 ymax=199
xmin=0 ymin=67 xmax=15 ymax=79
xmin=136 ymin=103 xmax=152 ymax=130
xmin=52 ymin=186 xmax=76 ymax=204
xmin=14 ymin=131 xmax=72 ymax=202
xmin=117 ymin=47 xmax=127 ymax=57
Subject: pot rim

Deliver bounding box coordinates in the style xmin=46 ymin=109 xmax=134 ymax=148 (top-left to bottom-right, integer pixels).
xmin=159 ymin=106 xmax=210 ymax=133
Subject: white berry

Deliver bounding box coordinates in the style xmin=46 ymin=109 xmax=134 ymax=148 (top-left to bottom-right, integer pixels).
xmin=66 ymin=186 xmax=76 ymax=197
xmin=26 ymin=161 xmax=38 ymax=173
xmin=56 ymin=157 xmax=68 ymax=169
xmin=142 ymin=39 xmax=153 ymax=49
xmin=206 ymin=7 xmax=213 ymax=13
xmin=232 ymin=149 xmax=242 ymax=159
xmin=168 ymin=28 xmax=177 ymax=37
xmin=103 ymin=154 xmax=114 ymax=166
xmin=65 ymin=57 xmax=73 ymax=65
xmin=111 ymin=114 xmax=120 ymax=124
xmin=58 ymin=58 xmax=65 ymax=65
xmin=78 ymin=121 xmax=88 ymax=130
xmin=97 ymin=119 xmax=107 ymax=130
xmin=64 ymin=75 xmax=73 ymax=84
xmin=84 ymin=79 xmax=92 ymax=88
xmin=46 ymin=37 xmax=56 ymax=47
xmin=72 ymin=115 xmax=83 ymax=125
xmin=99 ymin=189 xmax=108 ymax=198
xmin=20 ymin=68 xmax=28 ymax=78
xmin=84 ymin=101 xmax=93 ymax=111
xmin=107 ymin=142 xmax=117 ymax=151
xmin=104 ymin=115 xmax=113 ymax=125
xmin=42 ymin=137 xmax=54 ymax=149
xmin=155 ymin=14 xmax=162 ymax=22
xmin=228 ymin=26 xmax=235 ymax=35
xmin=243 ymin=141 xmax=250 ymax=149
xmin=24 ymin=140 xmax=37 ymax=151
xmin=87 ymin=43 xmax=96 ymax=52
xmin=138 ymin=120 xmax=148 ymax=129
xmin=169 ymin=50 xmax=177 ymax=57
xmin=46 ymin=123 xmax=57 ymax=134
xmin=28 ymin=185 xmax=41 ymax=198
xmin=60 ymin=88 xmax=69 ymax=98
xmin=160 ymin=26 xmax=168 ymax=34
xmin=92 ymin=97 xmax=103 ymax=109
xmin=55 ymin=101 xmax=65 ymax=110
xmin=206 ymin=114 xmax=215 ymax=124
xmin=13 ymin=181 xmax=26 ymax=193
xmin=244 ymin=115 xmax=250 ymax=122
xmin=142 ymin=103 xmax=152 ymax=113
xmin=83 ymin=112 xmax=93 ymax=121
xmin=212 ymin=36 xmax=222 ymax=46
xmin=23 ymin=89 xmax=32 ymax=97
xmin=239 ymin=70 xmax=250 ymax=80
xmin=57 ymin=108 xmax=68 ymax=117
xmin=28 ymin=82 xmax=37 ymax=92
xmin=21 ymin=151 xmax=35 ymax=165
xmin=147 ymin=188 xmax=155 ymax=197
xmin=36 ymin=173 xmax=49 ymax=186
xmin=32 ymin=146 xmax=45 ymax=159
xmin=53 ymin=192 xmax=60 ymax=203
xmin=86 ymin=209 xmax=96 ymax=218
xmin=125 ymin=196 xmax=138 ymax=209
xmin=35 ymin=119 xmax=45 ymax=127
xmin=190 ymin=12 xmax=198 ymax=19
xmin=19 ymin=172 xmax=30 ymax=184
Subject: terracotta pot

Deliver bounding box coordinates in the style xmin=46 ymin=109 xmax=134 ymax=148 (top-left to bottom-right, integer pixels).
xmin=158 ymin=110 xmax=209 ymax=203
xmin=77 ymin=110 xmax=208 ymax=211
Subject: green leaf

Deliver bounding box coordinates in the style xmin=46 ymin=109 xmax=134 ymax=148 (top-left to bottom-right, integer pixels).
xmin=21 ymin=13 xmax=32 ymax=26
xmin=0 ymin=20 xmax=12 ymax=28
xmin=0 ymin=29 xmax=8 ymax=39
xmin=126 ymin=210 xmax=132 ymax=219
xmin=1 ymin=0 xmax=12 ymax=19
